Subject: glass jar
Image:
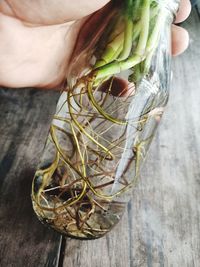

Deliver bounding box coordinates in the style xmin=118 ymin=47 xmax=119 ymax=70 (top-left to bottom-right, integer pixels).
xmin=32 ymin=0 xmax=180 ymax=239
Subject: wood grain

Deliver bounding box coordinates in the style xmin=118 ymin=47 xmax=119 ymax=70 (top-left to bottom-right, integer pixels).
xmin=0 ymin=89 xmax=61 ymax=267
xmin=0 ymin=5 xmax=200 ymax=267
xmin=62 ymin=7 xmax=200 ymax=267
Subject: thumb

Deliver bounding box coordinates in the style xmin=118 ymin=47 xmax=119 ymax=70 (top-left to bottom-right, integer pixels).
xmin=0 ymin=0 xmax=111 ymax=25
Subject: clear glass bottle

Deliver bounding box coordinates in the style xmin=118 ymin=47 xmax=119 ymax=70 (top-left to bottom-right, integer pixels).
xmin=32 ymin=0 xmax=180 ymax=239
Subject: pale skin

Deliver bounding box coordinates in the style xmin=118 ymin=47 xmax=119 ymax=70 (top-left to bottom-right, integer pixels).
xmin=0 ymin=0 xmax=191 ymax=89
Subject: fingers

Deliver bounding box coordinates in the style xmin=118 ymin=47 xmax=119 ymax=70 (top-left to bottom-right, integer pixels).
xmin=175 ymin=0 xmax=192 ymax=23
xmin=172 ymin=24 xmax=189 ymax=56
xmin=172 ymin=0 xmax=191 ymax=56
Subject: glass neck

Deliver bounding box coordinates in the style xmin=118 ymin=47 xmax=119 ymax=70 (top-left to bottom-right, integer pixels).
xmin=159 ymin=0 xmax=181 ymax=18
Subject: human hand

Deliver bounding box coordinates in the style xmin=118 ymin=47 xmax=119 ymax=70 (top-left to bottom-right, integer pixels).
xmin=0 ymin=0 xmax=191 ymax=89
xmin=172 ymin=0 xmax=191 ymax=56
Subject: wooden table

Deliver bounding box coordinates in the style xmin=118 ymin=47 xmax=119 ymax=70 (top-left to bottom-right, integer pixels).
xmin=0 ymin=6 xmax=200 ymax=267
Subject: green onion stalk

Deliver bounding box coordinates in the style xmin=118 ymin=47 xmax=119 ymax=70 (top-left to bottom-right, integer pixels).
xmin=32 ymin=0 xmax=180 ymax=239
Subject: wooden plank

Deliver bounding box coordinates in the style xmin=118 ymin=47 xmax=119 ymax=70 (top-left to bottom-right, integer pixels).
xmin=62 ymin=8 xmax=200 ymax=267
xmin=198 ymin=1 xmax=200 ymax=9
xmin=0 ymin=88 xmax=62 ymax=267
xmin=1 ymin=5 xmax=199 ymax=267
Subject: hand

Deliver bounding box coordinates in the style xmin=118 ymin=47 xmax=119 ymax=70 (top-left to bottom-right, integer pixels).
xmin=172 ymin=0 xmax=191 ymax=56
xmin=0 ymin=0 xmax=191 ymax=89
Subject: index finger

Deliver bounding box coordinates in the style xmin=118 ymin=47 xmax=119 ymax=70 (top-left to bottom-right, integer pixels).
xmin=175 ymin=0 xmax=192 ymax=23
